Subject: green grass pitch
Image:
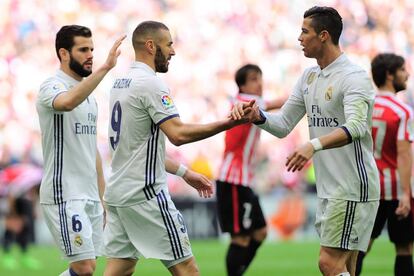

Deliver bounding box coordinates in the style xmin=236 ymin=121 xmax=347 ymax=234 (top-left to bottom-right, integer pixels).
xmin=0 ymin=238 xmax=394 ymax=275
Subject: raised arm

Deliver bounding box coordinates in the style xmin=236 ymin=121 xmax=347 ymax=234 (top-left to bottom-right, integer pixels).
xmin=53 ymin=35 xmax=126 ymax=111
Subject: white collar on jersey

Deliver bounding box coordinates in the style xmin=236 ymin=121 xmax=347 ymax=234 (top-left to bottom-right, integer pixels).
xmin=130 ymin=61 xmax=156 ymax=76
xmin=319 ymin=53 xmax=347 ymax=77
xmin=56 ymin=69 xmax=80 ymax=86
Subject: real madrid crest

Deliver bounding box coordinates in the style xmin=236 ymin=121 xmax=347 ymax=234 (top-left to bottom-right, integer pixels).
xmin=307 ymin=72 xmax=316 ymax=85
xmin=325 ymin=87 xmax=333 ymax=101
xmin=74 ymin=235 xmax=83 ymax=247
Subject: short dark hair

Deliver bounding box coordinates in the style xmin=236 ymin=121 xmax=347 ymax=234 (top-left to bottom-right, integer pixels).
xmin=371 ymin=53 xmax=405 ymax=88
xmin=235 ymin=64 xmax=262 ymax=91
xmin=55 ymin=25 xmax=92 ymax=61
xmin=132 ymin=21 xmax=169 ymax=50
xmin=304 ymin=6 xmax=343 ymax=45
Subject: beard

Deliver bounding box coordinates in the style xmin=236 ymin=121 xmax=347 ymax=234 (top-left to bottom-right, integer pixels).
xmin=69 ymin=53 xmax=92 ymax=77
xmin=393 ymin=78 xmax=406 ymax=93
xmin=154 ymin=45 xmax=169 ymax=73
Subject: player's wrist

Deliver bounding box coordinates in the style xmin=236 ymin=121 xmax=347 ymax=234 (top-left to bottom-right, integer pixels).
xmin=175 ymin=164 xmax=188 ymax=178
xmin=253 ymin=109 xmax=267 ymax=125
xmin=310 ymin=138 xmax=323 ymax=152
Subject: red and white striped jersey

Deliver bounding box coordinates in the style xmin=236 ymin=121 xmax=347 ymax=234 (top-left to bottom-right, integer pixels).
xmin=372 ymin=91 xmax=414 ymax=200
xmin=217 ymin=93 xmax=266 ymax=187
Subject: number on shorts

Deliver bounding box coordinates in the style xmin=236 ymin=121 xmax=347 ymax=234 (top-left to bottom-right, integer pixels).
xmin=372 ymin=120 xmax=386 ymax=159
xmin=177 ymin=213 xmax=187 ymax=233
xmin=72 ymin=214 xmax=82 ymax=233
xmin=242 ymin=202 xmax=252 ymax=229
xmin=110 ymin=101 xmax=122 ymax=150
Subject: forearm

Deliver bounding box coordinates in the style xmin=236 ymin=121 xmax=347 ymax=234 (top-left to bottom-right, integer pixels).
xmin=265 ymin=97 xmax=287 ymax=111
xmin=257 ymin=107 xmax=304 ymax=138
xmin=397 ymin=150 xmax=412 ymax=197
xmin=165 ymin=157 xmax=180 ymax=174
xmin=7 ymin=196 xmax=16 ymax=215
xmin=317 ymin=127 xmax=351 ymax=150
xmin=54 ymin=66 xmax=110 ymax=111
xmin=172 ymin=119 xmax=238 ymax=146
xmin=96 ymin=149 xmax=106 ymax=203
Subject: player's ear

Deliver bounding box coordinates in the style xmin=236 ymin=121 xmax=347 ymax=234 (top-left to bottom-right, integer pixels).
xmin=385 ymin=70 xmax=394 ymax=82
xmin=145 ymin=40 xmax=155 ymax=54
xmin=58 ymin=48 xmax=69 ymax=62
xmin=319 ymin=30 xmax=329 ymax=43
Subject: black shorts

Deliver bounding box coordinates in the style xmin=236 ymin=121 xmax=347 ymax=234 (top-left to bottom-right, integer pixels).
xmin=216 ymin=181 xmax=266 ymax=235
xmin=371 ymin=199 xmax=414 ymax=244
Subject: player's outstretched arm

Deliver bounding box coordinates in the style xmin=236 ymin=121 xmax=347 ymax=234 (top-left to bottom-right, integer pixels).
xmin=53 ymin=35 xmax=126 ymax=111
xmin=159 ymin=115 xmax=248 ymax=146
xmin=165 ymin=158 xmax=213 ymax=198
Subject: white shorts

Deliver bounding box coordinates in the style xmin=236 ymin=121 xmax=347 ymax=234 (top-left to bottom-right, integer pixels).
xmin=103 ymin=189 xmax=192 ymax=267
xmin=41 ymin=199 xmax=104 ymax=263
xmin=315 ymin=198 xmax=379 ymax=252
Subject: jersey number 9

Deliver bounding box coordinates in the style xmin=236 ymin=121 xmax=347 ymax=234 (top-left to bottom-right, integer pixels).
xmin=110 ymin=101 xmax=122 ymax=150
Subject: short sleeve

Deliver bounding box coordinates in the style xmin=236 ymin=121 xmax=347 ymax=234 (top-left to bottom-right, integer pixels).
xmin=398 ymin=105 xmax=414 ymax=142
xmin=38 ymin=78 xmax=67 ymax=110
xmin=142 ymin=78 xmax=179 ymax=125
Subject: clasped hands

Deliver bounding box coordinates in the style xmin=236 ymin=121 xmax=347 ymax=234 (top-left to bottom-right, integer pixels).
xmin=229 ymin=99 xmax=262 ymax=123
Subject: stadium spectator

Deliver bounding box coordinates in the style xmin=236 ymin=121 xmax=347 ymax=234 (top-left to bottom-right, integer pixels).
xmin=231 ymin=6 xmax=380 ymax=275
xmin=356 ymin=53 xmax=413 ymax=276
xmin=36 ymin=25 xmax=125 ymax=276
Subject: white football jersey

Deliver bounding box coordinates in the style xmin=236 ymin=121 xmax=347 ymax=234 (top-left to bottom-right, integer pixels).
xmin=36 ymin=70 xmax=99 ymax=204
xmin=259 ymin=54 xmax=380 ymax=202
xmin=105 ymin=62 xmax=179 ymax=206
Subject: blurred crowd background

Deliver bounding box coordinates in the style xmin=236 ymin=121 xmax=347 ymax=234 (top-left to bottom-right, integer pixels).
xmin=1 ymin=0 xmax=414 ymax=243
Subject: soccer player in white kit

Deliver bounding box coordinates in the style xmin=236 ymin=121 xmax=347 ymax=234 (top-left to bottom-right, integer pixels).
xmin=231 ymin=7 xmax=380 ymax=276
xmin=36 ymin=25 xmax=125 ymax=276
xmin=103 ymin=21 xmax=248 ymax=276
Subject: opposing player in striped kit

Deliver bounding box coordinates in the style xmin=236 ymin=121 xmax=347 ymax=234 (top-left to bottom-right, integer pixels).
xmin=231 ymin=6 xmax=380 ymax=276
xmin=216 ymin=64 xmax=285 ymax=276
xmin=356 ymin=54 xmax=414 ymax=276
xmin=36 ymin=25 xmax=125 ymax=276
xmin=103 ymin=21 xmax=247 ymax=276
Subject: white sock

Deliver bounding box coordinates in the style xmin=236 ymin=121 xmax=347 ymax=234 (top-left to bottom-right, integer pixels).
xmin=59 ymin=268 xmax=78 ymax=276
xmin=59 ymin=269 xmax=71 ymax=276
xmin=335 ymin=273 xmax=350 ymax=276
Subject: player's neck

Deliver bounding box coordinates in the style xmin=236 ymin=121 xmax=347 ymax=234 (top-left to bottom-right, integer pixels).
xmin=60 ymin=65 xmax=83 ymax=81
xmin=316 ymin=45 xmax=342 ymax=69
xmin=135 ymin=54 xmax=156 ymax=72
xmin=378 ymin=84 xmax=396 ymax=94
